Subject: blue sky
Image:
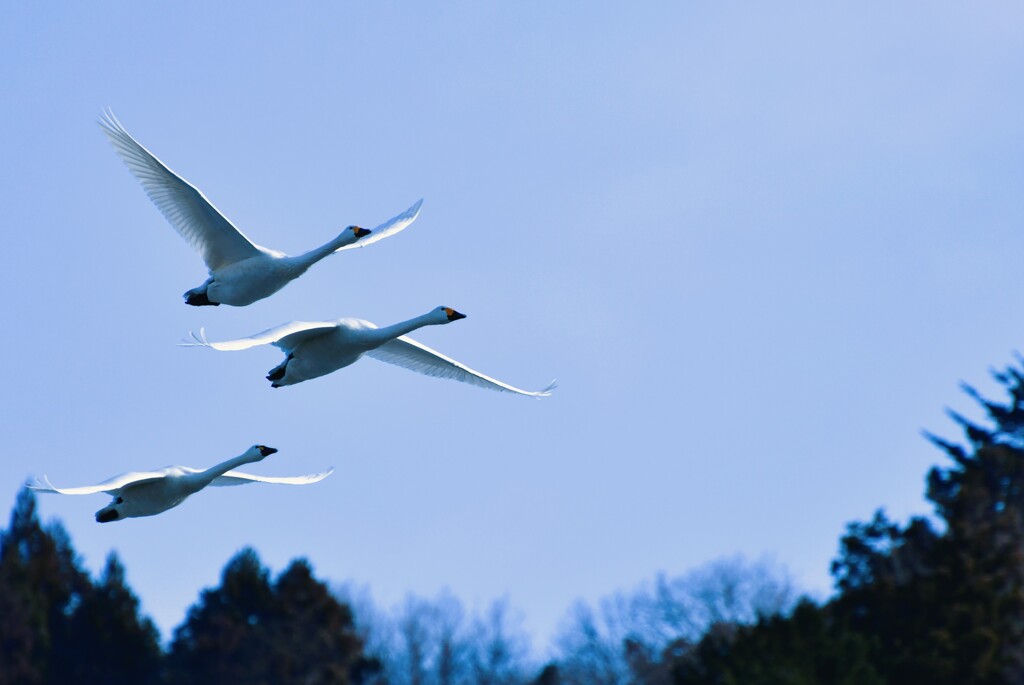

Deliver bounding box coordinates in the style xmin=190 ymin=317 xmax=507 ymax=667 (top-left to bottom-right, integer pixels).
xmin=3 ymin=2 xmax=1024 ymax=647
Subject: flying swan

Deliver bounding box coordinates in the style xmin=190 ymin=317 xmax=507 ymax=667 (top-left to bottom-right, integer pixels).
xmin=99 ymin=110 xmax=423 ymax=306
xmin=27 ymin=445 xmax=332 ymax=523
xmin=183 ymin=306 xmax=557 ymax=397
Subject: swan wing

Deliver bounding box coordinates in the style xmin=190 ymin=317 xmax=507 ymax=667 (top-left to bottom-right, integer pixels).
xmin=27 ymin=470 xmax=168 ymax=495
xmin=335 ymin=199 xmax=423 ymax=252
xmin=180 ymin=321 xmax=336 ymax=351
xmin=99 ymin=110 xmax=263 ymax=271
xmin=210 ymin=467 xmax=334 ymax=486
xmin=366 ymin=336 xmax=557 ymax=397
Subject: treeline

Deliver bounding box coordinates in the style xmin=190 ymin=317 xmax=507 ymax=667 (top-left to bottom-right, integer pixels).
xmin=4 ymin=360 xmax=1024 ymax=684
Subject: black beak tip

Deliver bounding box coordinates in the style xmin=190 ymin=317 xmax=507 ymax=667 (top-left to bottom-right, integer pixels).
xmin=259 ymin=446 xmax=278 ymax=456
xmin=450 ymin=311 xmax=467 ymax=321
xmin=354 ymin=227 xmax=371 ymax=238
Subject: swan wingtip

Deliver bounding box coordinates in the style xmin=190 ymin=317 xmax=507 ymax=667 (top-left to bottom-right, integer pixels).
xmin=98 ymin=108 xmax=123 ymax=132
xmin=537 ymin=378 xmax=558 ymax=397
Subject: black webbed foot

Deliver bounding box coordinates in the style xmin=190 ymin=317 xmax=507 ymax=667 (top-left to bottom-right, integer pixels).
xmin=266 ymin=354 xmax=293 ymax=382
xmin=96 ymin=509 xmax=120 ymax=523
xmin=185 ymin=291 xmax=218 ymax=306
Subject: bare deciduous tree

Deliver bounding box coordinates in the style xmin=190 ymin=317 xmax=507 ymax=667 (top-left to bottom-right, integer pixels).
xmin=553 ymin=555 xmax=798 ymax=685
xmin=334 ymin=586 xmax=533 ymax=685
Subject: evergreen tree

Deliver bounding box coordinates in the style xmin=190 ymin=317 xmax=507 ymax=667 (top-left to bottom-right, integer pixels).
xmin=166 ymin=547 xmax=278 ymax=684
xmin=672 ymin=602 xmax=881 ymax=685
xmin=270 ymin=558 xmax=363 ymax=683
xmin=0 ymin=571 xmax=38 ymax=685
xmin=669 ymin=358 xmax=1024 ymax=685
xmin=833 ymin=362 xmax=1024 ymax=683
xmin=0 ymin=489 xmax=91 ymax=685
xmin=55 ymin=552 xmax=162 ymax=685
xmin=829 ymin=511 xmax=950 ymax=683
xmin=166 ymin=547 xmax=365 ymax=684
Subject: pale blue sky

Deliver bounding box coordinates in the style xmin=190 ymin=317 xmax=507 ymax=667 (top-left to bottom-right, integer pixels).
xmin=3 ymin=2 xmax=1024 ymax=647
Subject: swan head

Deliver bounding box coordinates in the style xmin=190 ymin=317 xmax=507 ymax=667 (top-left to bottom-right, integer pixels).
xmin=253 ymin=444 xmax=278 ymax=459
xmin=332 ymin=226 xmax=372 ymax=249
xmin=347 ymin=226 xmax=372 ymax=239
xmin=438 ymin=306 xmax=466 ymax=323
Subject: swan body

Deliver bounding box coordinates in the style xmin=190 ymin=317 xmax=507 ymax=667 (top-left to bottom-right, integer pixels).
xmin=184 ymin=307 xmax=557 ymax=397
xmin=99 ymin=110 xmax=423 ymax=306
xmin=27 ymin=445 xmax=333 ymax=523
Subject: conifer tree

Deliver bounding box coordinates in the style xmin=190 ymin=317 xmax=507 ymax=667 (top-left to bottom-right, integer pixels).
xmin=55 ymin=552 xmax=162 ymax=685
xmin=0 ymin=489 xmax=91 ymax=685
xmin=672 ymin=358 xmax=1024 ymax=685
xmin=166 ymin=547 xmax=365 ymax=684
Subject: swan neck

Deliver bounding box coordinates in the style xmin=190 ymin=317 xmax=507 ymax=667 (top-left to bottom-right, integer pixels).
xmin=294 ymin=233 xmax=353 ymax=269
xmin=369 ymin=313 xmax=438 ymax=345
xmin=196 ymin=450 xmax=260 ymax=485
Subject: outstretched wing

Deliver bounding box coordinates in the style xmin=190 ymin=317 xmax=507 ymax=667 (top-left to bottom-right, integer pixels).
xmin=210 ymin=468 xmax=334 ymax=486
xmin=181 ymin=321 xmax=336 ymax=352
xmin=26 ymin=470 xmax=169 ymax=496
xmin=366 ymin=337 xmax=557 ymax=397
xmin=99 ymin=110 xmax=264 ymax=271
xmin=335 ymin=199 xmax=423 ymax=252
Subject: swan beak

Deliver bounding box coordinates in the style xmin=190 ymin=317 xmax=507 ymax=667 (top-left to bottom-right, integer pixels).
xmin=445 ymin=308 xmax=467 ymax=321
xmin=352 ymin=226 xmax=371 ymax=238
xmin=96 ymin=509 xmax=120 ymax=523
xmin=257 ymin=445 xmax=278 ymax=457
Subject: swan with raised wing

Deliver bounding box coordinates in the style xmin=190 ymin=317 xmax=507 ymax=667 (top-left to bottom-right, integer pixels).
xmin=99 ymin=110 xmax=422 ymax=306
xmin=28 ymin=445 xmax=332 ymax=522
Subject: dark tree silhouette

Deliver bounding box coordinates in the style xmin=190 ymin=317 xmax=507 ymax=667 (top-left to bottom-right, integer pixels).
xmin=166 ymin=547 xmax=364 ymax=684
xmin=671 ymin=358 xmax=1024 ymax=685
xmin=56 ymin=552 xmax=162 ymax=685
xmin=0 ymin=489 xmax=91 ymax=685
xmin=672 ymin=601 xmax=882 ymax=685
xmin=271 ymin=559 xmax=364 ymax=683
xmin=0 ymin=571 xmax=37 ymax=685
xmin=829 ymin=362 xmax=1024 ymax=684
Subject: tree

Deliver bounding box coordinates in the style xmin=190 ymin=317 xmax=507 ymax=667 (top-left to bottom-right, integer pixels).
xmin=672 ymin=601 xmax=882 ymax=685
xmin=335 ymin=586 xmax=534 ymax=685
xmin=552 ymin=555 xmax=797 ymax=685
xmin=0 ymin=570 xmax=37 ymax=685
xmin=830 ymin=361 xmax=1024 ymax=684
xmin=55 ymin=552 xmax=162 ymax=685
xmin=166 ymin=548 xmax=365 ymax=685
xmin=670 ymin=358 xmax=1024 ymax=685
xmin=271 ymin=558 xmax=364 ymax=683
xmin=0 ymin=489 xmax=91 ymax=685
xmin=467 ymin=598 xmax=531 ymax=685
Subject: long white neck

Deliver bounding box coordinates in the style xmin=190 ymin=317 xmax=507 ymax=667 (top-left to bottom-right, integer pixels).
xmin=366 ymin=312 xmax=442 ymax=347
xmin=290 ymin=232 xmax=357 ymax=271
xmin=194 ymin=449 xmax=261 ymax=487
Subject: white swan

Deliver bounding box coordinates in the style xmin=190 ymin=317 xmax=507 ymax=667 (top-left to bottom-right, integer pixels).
xmin=183 ymin=306 xmax=557 ymax=397
xmin=27 ymin=445 xmax=333 ymax=523
xmin=99 ymin=110 xmax=423 ymax=306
